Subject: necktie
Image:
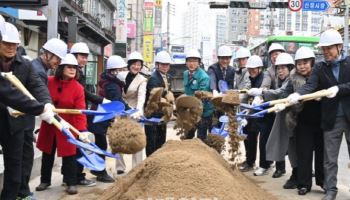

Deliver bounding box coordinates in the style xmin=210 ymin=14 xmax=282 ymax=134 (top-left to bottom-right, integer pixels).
xmin=163 ymin=76 xmax=169 ymax=90
xmin=189 ymin=71 xmax=193 ymax=80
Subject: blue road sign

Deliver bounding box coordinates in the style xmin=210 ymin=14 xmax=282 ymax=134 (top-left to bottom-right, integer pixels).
xmin=302 ymin=0 xmax=330 ymax=11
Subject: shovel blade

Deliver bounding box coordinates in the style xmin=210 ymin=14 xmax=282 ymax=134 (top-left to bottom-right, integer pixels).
xmin=77 ymin=150 xmax=105 ymax=171
xmin=93 ymin=101 xmax=125 ymax=123
xmin=218 ymin=80 xmax=229 ymax=93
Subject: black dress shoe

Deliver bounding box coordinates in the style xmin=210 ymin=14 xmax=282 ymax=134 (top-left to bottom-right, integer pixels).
xmin=35 ymin=183 xmax=51 ymax=191
xmin=298 ymin=187 xmax=310 ymax=195
xmin=97 ymin=173 xmax=115 ymax=183
xmin=66 ymin=185 xmax=78 ymax=195
xmin=272 ymin=169 xmax=286 ymax=178
xmin=283 ymin=177 xmax=297 ymax=189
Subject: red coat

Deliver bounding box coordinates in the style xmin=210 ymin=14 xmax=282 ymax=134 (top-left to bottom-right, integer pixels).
xmin=37 ymin=76 xmax=87 ymax=157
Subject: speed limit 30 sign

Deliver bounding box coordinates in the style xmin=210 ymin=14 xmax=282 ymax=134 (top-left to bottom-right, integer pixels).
xmin=288 ymin=0 xmax=302 ymax=12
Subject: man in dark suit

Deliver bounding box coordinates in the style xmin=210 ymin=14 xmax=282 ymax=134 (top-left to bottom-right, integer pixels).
xmin=0 ymin=22 xmax=53 ymax=200
xmin=144 ymin=51 xmax=172 ymax=156
xmin=287 ymin=29 xmax=350 ymax=200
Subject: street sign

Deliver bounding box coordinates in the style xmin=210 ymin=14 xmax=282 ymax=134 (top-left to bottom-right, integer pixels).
xmin=302 ymin=0 xmax=330 ymax=12
xmin=288 ymin=0 xmax=302 ymax=12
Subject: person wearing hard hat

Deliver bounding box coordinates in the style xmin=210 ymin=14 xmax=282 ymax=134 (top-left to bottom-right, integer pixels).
xmin=287 ymin=29 xmax=350 ymax=200
xmin=242 ymin=55 xmax=273 ymax=176
xmin=144 ymin=50 xmax=172 ymax=157
xmin=208 ymin=45 xmax=235 ymax=95
xmin=36 ymin=54 xmax=91 ymax=195
xmin=183 ymin=49 xmax=213 ymax=141
xmin=248 ymin=53 xmax=295 ymax=184
xmin=0 ymin=22 xmax=53 ymax=200
xmin=261 ymin=43 xmax=286 ymax=89
xmin=283 ymin=47 xmax=323 ymax=195
xmin=31 ymin=38 xmax=67 ymax=85
xmin=89 ymin=55 xmax=130 ymax=178
xmin=122 ymin=51 xmax=147 ymax=166
xmin=234 ymin=47 xmax=251 ymax=90
xmin=70 ymin=42 xmax=107 ymax=186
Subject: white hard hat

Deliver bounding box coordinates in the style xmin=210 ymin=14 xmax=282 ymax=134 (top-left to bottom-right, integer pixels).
xmin=246 ymin=55 xmax=263 ymax=68
xmin=70 ymin=42 xmax=90 ymax=54
xmin=2 ymin=22 xmax=21 ymax=44
xmin=43 ymin=38 xmax=67 ymax=59
xmin=60 ymin=54 xmax=78 ymax=66
xmin=0 ymin=15 xmax=5 ymax=37
xmin=317 ymin=29 xmax=343 ymax=47
xmin=294 ymin=46 xmax=315 ymax=61
xmin=268 ymin=43 xmax=285 ymax=54
xmin=128 ymin=51 xmax=143 ymax=61
xmin=106 ymin=55 xmax=127 ymax=70
xmin=275 ymin=53 xmax=294 ymax=66
xmin=155 ymin=51 xmax=172 ymax=64
xmin=235 ymin=47 xmax=251 ymax=59
xmin=186 ymin=49 xmax=201 ymax=59
xmin=217 ymin=45 xmax=232 ymax=57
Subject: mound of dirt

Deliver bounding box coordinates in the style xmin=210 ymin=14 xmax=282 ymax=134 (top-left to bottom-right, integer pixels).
xmin=99 ymin=139 xmax=277 ymax=200
xmin=107 ymin=117 xmax=146 ymax=154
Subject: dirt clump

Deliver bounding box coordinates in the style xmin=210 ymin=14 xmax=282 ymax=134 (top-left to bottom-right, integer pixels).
xmin=173 ymin=95 xmax=203 ymax=137
xmin=204 ymin=133 xmax=225 ymax=153
xmin=99 ymin=139 xmax=277 ymax=200
xmin=107 ymin=117 xmax=146 ymax=154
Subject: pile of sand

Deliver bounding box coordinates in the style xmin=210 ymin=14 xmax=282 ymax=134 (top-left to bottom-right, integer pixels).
xmin=99 ymin=139 xmax=277 ymax=200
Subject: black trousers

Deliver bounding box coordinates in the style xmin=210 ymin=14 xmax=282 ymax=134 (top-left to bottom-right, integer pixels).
xmin=0 ymin=129 xmax=24 ymax=200
xmin=243 ymin=127 xmax=258 ymax=166
xmin=145 ymin=123 xmax=167 ymax=157
xmin=40 ymin=140 xmax=77 ymax=186
xmin=18 ymin=130 xmax=34 ymax=198
xmin=276 ymin=160 xmax=286 ymax=171
xmin=90 ymin=133 xmax=108 ymax=176
xmin=296 ymin=123 xmax=324 ymax=189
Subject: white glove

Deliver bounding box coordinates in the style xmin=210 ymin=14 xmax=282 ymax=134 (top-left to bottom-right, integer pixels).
xmin=102 ymin=98 xmax=111 ymax=103
xmin=240 ymin=119 xmax=248 ymax=127
xmin=39 ymin=103 xmax=55 ymax=124
xmin=247 ymin=88 xmax=263 ymax=96
xmin=287 ymin=93 xmax=301 ymax=105
xmin=213 ymin=90 xmax=220 ymax=97
xmin=252 ymin=96 xmax=263 ymax=106
xmin=79 ymin=131 xmax=94 ymax=143
xmin=274 ymin=104 xmax=286 ymax=113
xmin=326 ymin=86 xmax=339 ymax=98
xmin=130 ymin=110 xmax=142 ymax=120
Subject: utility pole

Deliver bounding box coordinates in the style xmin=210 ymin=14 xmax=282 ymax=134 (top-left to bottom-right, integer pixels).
xmin=344 ymin=0 xmax=349 ymax=53
xmin=47 ymin=0 xmax=58 ymax=39
xmin=167 ymin=1 xmax=170 ymax=52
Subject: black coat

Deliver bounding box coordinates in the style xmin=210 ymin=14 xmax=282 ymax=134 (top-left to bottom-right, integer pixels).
xmin=0 ymin=53 xmax=51 ymax=134
xmin=145 ymin=70 xmax=171 ymax=118
xmin=0 ymin=75 xmax=44 ymax=115
xmin=208 ymin=63 xmax=235 ymax=92
xmin=78 ymin=68 xmax=103 ymax=106
xmin=31 ymin=57 xmax=49 ymax=85
xmin=297 ymin=56 xmax=350 ymax=131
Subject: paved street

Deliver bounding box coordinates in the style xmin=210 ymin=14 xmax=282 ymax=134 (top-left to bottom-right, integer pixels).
xmin=19 ymin=121 xmax=350 ymax=200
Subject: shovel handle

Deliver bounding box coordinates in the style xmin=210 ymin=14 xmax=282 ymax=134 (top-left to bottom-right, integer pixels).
xmin=53 ymin=109 xmax=83 ymax=114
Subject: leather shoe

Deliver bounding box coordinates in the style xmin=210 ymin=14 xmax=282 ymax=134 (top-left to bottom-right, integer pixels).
xmin=321 ymin=192 xmax=337 ymax=200
xmin=97 ymin=173 xmax=115 ymax=183
xmin=283 ymin=177 xmax=297 ymax=189
xmin=35 ymin=183 xmax=51 ymax=191
xmin=298 ymin=187 xmax=310 ymax=195
xmin=66 ymin=185 xmax=78 ymax=195
xmin=272 ymin=169 xmax=286 ymax=178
